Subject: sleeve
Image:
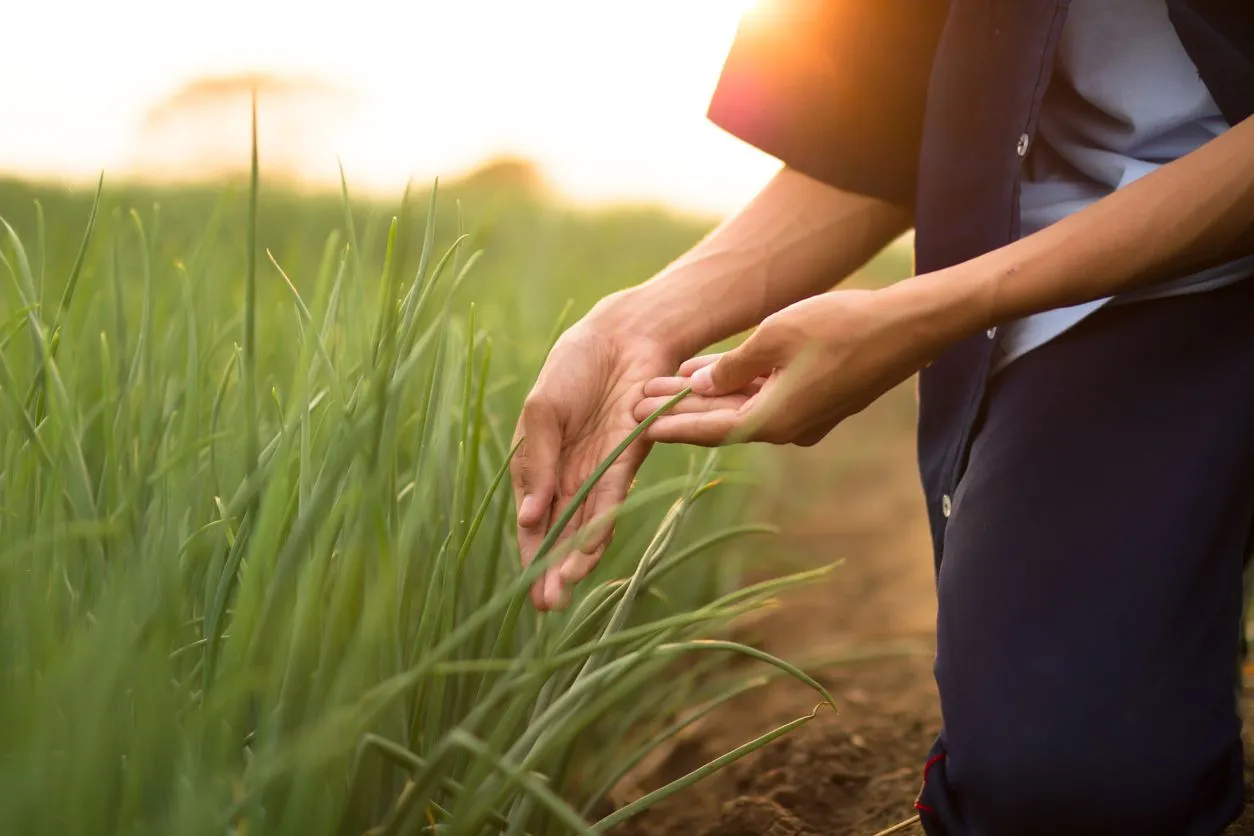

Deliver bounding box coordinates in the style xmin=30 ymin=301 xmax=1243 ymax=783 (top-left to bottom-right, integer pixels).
xmin=706 ymin=0 xmax=949 ymax=208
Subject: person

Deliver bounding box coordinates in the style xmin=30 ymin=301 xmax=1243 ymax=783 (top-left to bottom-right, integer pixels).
xmin=510 ymin=1 xmax=1254 ymax=833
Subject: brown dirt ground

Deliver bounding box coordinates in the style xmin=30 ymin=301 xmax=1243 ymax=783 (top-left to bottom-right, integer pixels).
xmin=610 ymin=380 xmax=1254 ymax=836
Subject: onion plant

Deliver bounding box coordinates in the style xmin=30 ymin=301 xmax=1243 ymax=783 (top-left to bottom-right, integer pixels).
xmin=0 ymin=107 xmax=831 ymax=835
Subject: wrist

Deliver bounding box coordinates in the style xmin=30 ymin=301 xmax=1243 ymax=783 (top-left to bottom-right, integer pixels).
xmin=588 ymin=269 xmax=738 ymax=359
xmin=877 ymin=264 xmax=997 ymax=357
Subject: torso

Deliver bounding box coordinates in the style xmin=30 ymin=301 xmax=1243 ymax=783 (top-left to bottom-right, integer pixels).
xmin=997 ymin=0 xmax=1254 ymax=371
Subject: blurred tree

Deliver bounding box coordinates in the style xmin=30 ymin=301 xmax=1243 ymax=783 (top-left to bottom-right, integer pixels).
xmin=450 ymin=155 xmax=548 ymax=196
xmin=130 ymin=73 xmax=360 ymax=185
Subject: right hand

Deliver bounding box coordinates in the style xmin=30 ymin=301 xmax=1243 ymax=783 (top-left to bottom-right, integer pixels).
xmin=511 ymin=304 xmax=680 ymax=611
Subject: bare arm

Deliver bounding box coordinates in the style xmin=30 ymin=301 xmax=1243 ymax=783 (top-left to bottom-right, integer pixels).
xmin=634 ymin=115 xmax=1254 ymax=449
xmin=900 ymin=114 xmax=1254 ymax=345
xmin=596 ymin=166 xmax=912 ymax=357
xmin=511 ymin=166 xmax=908 ymax=610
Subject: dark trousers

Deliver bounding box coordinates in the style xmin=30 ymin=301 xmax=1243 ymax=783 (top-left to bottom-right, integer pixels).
xmin=916 ymin=275 xmax=1254 ymax=835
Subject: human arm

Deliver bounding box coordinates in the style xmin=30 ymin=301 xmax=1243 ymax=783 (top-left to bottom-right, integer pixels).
xmin=511 ymin=0 xmax=945 ymax=610
xmin=511 ymin=171 xmax=907 ymax=611
xmin=636 ymin=114 xmax=1254 ymax=446
xmin=951 ymin=113 xmax=1254 ymax=325
xmin=609 ymin=167 xmax=911 ymax=360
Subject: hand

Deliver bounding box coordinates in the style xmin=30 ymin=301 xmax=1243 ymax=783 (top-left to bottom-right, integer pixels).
xmin=633 ymin=289 xmax=940 ymax=447
xmin=511 ymin=306 xmax=679 ymax=611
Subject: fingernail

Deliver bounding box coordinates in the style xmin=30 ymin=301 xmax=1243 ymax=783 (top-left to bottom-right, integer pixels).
xmin=545 ymin=582 xmax=567 ymax=611
xmin=543 ymin=570 xmax=563 ymax=610
xmin=691 ymin=366 xmax=714 ymax=394
xmin=519 ymin=494 xmax=540 ymax=524
xmin=558 ymin=550 xmax=597 ymax=583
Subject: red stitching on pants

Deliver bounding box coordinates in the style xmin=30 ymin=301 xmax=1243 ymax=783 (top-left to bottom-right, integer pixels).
xmin=914 ymin=753 xmax=946 ymax=816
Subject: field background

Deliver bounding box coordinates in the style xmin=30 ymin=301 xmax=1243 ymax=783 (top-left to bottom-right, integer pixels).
xmin=6 ymin=164 xmax=1254 ymax=836
xmin=0 ymin=163 xmax=933 ymax=836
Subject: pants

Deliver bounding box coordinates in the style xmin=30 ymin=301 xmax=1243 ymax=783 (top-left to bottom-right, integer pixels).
xmin=916 ymin=275 xmax=1254 ymax=835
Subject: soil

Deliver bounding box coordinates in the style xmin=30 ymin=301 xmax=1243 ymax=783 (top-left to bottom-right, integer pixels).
xmin=609 ymin=382 xmax=1254 ymax=836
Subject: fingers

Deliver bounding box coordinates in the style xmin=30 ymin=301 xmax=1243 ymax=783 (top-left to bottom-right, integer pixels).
xmin=511 ymin=397 xmax=561 ymax=570
xmin=640 ymin=371 xmax=798 ymax=447
xmin=529 ymin=491 xmax=564 ymax=610
xmin=632 ymin=392 xmax=753 ymax=423
xmin=535 ymin=463 xmax=619 ymax=611
xmin=642 ymin=376 xmax=695 ymax=398
xmin=643 ymin=392 xmax=816 ymax=447
xmin=551 ymin=445 xmax=642 ymax=604
xmin=644 ymin=409 xmax=743 ymax=446
xmin=677 ymin=354 xmax=722 ymax=376
xmin=558 ymin=544 xmax=605 ymax=585
xmin=543 ymin=565 xmax=570 ymax=612
xmin=642 ymin=375 xmax=766 ymax=399
xmin=538 ymin=495 xmax=587 ymax=611
xmin=692 ymin=332 xmax=781 ymax=396
xmin=556 ymin=458 xmax=631 ymax=587
xmin=514 ymin=392 xmax=605 ymax=611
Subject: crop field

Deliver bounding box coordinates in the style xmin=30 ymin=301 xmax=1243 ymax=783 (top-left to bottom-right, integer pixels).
xmin=0 ymin=128 xmax=855 ymax=835
xmin=0 ymin=155 xmax=855 ymax=831
xmin=18 ymin=132 xmax=1254 ymax=836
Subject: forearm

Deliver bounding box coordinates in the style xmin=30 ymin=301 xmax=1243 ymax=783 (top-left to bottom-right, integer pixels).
xmin=599 ymin=166 xmax=912 ymax=358
xmin=899 ymin=115 xmax=1254 ymax=346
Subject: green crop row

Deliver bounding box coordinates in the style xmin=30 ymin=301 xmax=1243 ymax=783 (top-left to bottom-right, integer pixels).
xmin=0 ymin=116 xmax=828 ymax=834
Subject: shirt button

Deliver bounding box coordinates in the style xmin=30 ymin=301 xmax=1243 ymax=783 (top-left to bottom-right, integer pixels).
xmin=987 ymin=326 xmax=998 ymax=339
xmin=941 ymin=494 xmax=953 ymax=518
xmin=1016 ymin=133 xmax=1030 ymax=157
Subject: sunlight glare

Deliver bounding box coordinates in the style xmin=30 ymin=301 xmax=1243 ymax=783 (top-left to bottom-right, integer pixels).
xmin=0 ymin=0 xmax=780 ymax=215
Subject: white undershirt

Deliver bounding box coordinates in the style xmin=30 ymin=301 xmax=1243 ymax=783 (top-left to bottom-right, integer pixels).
xmin=994 ymin=0 xmax=1254 ymax=373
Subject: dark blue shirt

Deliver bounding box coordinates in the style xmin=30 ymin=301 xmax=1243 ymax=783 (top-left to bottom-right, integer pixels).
xmin=707 ymin=0 xmax=1254 ymax=565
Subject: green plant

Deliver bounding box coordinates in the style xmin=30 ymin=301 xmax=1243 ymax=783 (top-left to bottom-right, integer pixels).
xmin=0 ymin=110 xmax=830 ymax=834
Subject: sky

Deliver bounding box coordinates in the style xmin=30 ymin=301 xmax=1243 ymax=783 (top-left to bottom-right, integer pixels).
xmin=1 ymin=0 xmax=781 ymax=215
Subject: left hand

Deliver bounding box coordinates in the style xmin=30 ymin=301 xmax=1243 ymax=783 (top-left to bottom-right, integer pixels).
xmin=632 ymin=289 xmax=940 ymax=447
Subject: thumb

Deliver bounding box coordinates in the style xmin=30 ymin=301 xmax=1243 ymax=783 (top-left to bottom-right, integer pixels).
xmin=691 ymin=331 xmax=779 ymax=396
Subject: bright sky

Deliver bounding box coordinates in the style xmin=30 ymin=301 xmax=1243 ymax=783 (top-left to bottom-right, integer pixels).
xmin=1 ymin=0 xmax=781 ymax=215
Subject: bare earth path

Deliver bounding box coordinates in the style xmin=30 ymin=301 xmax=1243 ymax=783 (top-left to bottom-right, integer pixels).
xmin=614 ymin=381 xmax=1254 ymax=836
